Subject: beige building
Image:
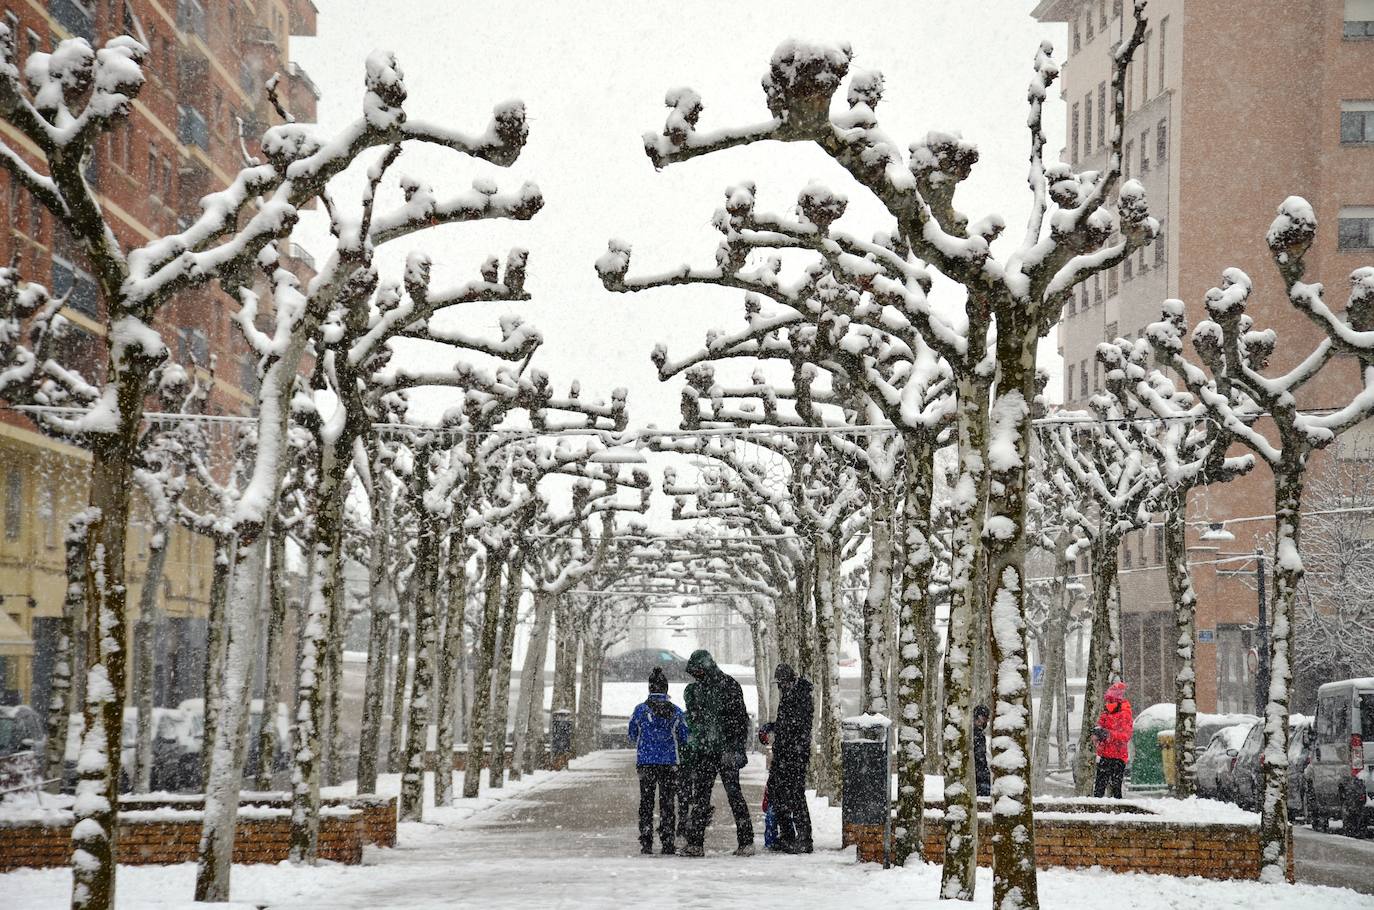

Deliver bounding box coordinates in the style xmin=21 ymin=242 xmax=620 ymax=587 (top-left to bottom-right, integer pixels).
xmin=0 ymin=0 xmax=319 ymax=709
xmin=1033 ymin=0 xmax=1374 ymax=712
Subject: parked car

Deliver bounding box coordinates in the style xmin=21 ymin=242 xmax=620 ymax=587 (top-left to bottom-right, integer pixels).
xmin=602 ymin=648 xmax=692 ymax=682
xmin=1195 ymin=723 xmax=1251 ymax=801
xmin=1230 ymin=720 xmax=1265 ymax=810
xmin=0 ymin=705 xmax=44 ymax=796
xmin=1289 ymin=716 xmax=1316 ymax=822
xmin=117 ymin=707 xmax=187 ymax=792
xmin=1309 ymin=677 xmax=1374 ymax=835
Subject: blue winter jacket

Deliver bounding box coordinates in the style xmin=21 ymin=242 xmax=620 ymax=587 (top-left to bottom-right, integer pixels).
xmin=627 ymin=694 xmax=689 ymax=766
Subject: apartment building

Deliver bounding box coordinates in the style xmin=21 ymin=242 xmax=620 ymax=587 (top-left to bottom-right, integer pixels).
xmin=0 ymin=0 xmax=320 ymax=710
xmin=1034 ymin=0 xmax=1374 ymax=712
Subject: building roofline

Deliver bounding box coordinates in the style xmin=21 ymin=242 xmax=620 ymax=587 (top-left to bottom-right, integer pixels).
xmin=1031 ymin=0 xmax=1075 ymax=22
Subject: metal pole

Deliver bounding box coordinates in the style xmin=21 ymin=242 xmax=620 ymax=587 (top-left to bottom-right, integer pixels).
xmin=1255 ymin=548 xmax=1270 ymax=715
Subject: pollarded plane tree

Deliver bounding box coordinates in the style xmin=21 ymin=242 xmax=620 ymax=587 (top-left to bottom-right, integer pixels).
xmin=601 ymin=4 xmax=1157 ymax=899
xmin=510 ymin=465 xmax=655 ymax=780
xmin=0 ymin=29 xmax=529 ymax=909
xmin=1098 ymin=332 xmax=1252 ymax=796
xmin=1045 ymin=388 xmax=1158 ymax=795
xmin=1147 ymin=198 xmax=1374 ymax=880
xmin=193 ymin=56 xmax=533 ymax=903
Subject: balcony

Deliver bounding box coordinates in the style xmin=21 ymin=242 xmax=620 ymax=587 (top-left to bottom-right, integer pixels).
xmin=48 ymin=0 xmax=93 ymax=40
xmin=286 ymin=242 xmax=316 ymax=272
xmin=177 ymin=106 xmax=210 ymax=152
xmin=176 ymin=0 xmax=209 ymax=43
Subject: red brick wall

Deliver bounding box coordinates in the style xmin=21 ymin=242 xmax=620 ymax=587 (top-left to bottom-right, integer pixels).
xmin=918 ymin=816 xmax=1261 ymax=880
xmin=0 ymin=810 xmax=364 ymax=871
xmin=115 ymin=792 xmax=397 ymax=849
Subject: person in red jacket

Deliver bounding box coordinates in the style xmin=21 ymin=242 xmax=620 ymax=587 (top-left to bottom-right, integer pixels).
xmin=1092 ymin=680 xmax=1134 ymax=798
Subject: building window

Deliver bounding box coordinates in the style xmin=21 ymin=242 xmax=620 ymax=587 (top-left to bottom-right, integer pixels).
xmin=39 ymin=479 xmax=57 ymax=549
xmin=1159 ymin=17 xmax=1169 ymax=95
xmin=1093 ymin=358 xmax=1101 ymax=392
xmin=1123 ymin=541 xmax=1133 ymax=569
xmin=1098 ymin=82 xmax=1107 ymax=147
xmin=1124 ymin=140 xmax=1133 ymax=178
xmin=1108 ymin=264 xmax=1119 ymax=297
xmin=1142 ymin=31 xmax=1151 ymax=99
xmin=1155 ymin=229 xmax=1166 ymax=269
xmin=1140 ymin=130 xmax=1150 ymax=172
xmin=1074 ymin=12 xmax=1082 ymax=54
xmin=1138 ymin=246 xmax=1149 ymax=274
xmin=148 ymin=147 xmax=159 ymax=197
xmin=1106 ymin=321 xmax=1118 ymax=340
xmin=1066 ymin=369 xmax=1074 ymax=401
xmin=1341 ymin=102 xmax=1374 ymax=144
xmin=1124 ymin=255 xmax=1134 ymax=282
xmin=1154 ymin=526 xmax=1164 ymax=564
xmin=1086 ymin=8 xmax=1095 ymax=41
xmin=1067 ymin=288 xmax=1077 ymax=317
xmin=1100 ymin=0 xmax=1108 ymax=29
xmin=1085 ymin=95 xmax=1094 ymax=160
xmin=1071 ymin=104 xmax=1081 ymax=165
xmin=1094 ymin=274 xmax=1103 ymax=304
xmin=5 ymin=468 xmax=22 ymax=541
xmin=1157 ymin=119 xmax=1169 ymax=161
xmin=1338 ymin=207 xmax=1374 ymax=250
xmin=1113 ymin=0 xmax=1122 ymax=19
xmin=1345 ymin=0 xmax=1374 ymax=38
xmin=1080 ymin=361 xmax=1088 ymax=397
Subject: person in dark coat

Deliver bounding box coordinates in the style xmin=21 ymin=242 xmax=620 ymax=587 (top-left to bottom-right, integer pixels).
xmin=681 ymin=649 xmax=755 ymax=856
xmin=627 ymin=668 xmax=689 ymax=854
xmin=973 ymin=704 xmax=991 ymax=798
xmin=758 ymin=663 xmax=813 ymax=853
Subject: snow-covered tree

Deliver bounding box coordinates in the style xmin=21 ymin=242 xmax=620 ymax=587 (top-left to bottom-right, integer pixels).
xmin=599 ymin=6 xmax=1154 ymax=898
xmin=1149 ymin=197 xmax=1374 ymax=881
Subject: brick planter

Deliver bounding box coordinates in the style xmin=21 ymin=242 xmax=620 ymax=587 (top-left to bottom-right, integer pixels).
xmin=841 ymin=822 xmax=887 ymax=863
xmin=914 ymin=798 xmax=1265 ymax=881
xmin=116 ymin=792 xmax=397 ymax=849
xmin=0 ymin=806 xmax=364 ymax=871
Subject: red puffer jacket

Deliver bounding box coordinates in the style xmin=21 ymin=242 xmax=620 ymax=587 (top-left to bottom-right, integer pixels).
xmin=1095 ymin=698 xmax=1133 ymax=761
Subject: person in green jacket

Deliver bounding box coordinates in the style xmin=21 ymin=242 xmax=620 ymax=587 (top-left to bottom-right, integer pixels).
xmin=681 ymin=649 xmax=754 ymax=856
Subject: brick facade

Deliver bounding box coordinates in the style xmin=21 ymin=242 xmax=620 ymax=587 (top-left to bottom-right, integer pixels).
xmin=0 ymin=808 xmax=363 ymax=871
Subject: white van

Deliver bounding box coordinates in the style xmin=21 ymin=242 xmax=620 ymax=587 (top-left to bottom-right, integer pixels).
xmin=1309 ymin=677 xmax=1374 ymax=835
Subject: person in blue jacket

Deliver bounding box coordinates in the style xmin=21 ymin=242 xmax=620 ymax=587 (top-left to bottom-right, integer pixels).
xmin=627 ymin=667 xmax=689 ymax=854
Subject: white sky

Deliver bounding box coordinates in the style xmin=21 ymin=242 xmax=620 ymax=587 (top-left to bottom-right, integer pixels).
xmin=292 ymin=0 xmax=1068 ymax=430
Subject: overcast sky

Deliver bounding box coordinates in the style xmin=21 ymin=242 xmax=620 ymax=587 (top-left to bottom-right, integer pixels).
xmin=293 ymin=0 xmax=1067 ymax=429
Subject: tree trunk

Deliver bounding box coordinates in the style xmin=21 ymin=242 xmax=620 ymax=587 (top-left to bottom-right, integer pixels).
xmin=1162 ymin=491 xmax=1197 ymax=797
xmin=434 ymin=531 xmax=470 ymax=805
xmin=487 ymin=551 xmax=526 ymax=788
xmin=512 ymin=588 xmax=556 ymax=780
xmin=551 ymin=597 xmax=578 ymax=715
xmin=463 ymin=547 xmax=507 ymax=798
xmin=939 ymin=377 xmax=990 ymax=903
xmin=46 ymin=516 xmax=89 ymax=792
xmin=893 ymin=441 xmax=934 ymax=865
xmin=576 ymin=633 xmax=603 ymax=756
xmin=256 ymin=531 xmax=288 ymax=792
xmin=287 ymin=530 xmax=335 ymax=862
xmin=1031 ymin=547 xmax=1070 ymax=784
xmin=1074 ymin=532 xmax=1119 ymax=795
xmin=321 ymin=549 xmax=348 ymax=788
xmin=1259 ymin=469 xmax=1300 ymax=883
xmin=132 ymin=523 xmax=171 ymax=794
xmin=811 ymin=536 xmax=844 ymax=800
xmin=386 ymin=589 xmax=412 ymax=775
xmin=399 ymin=492 xmax=442 ymax=822
xmin=750 ymin=617 xmax=771 ymax=725
xmin=69 ymin=438 xmax=142 ymax=910
xmin=194 ymin=529 xmax=269 ymax=901
xmin=863 ymin=494 xmax=896 ymax=715
xmin=982 ymin=353 xmax=1040 ymax=910
xmin=200 ymin=538 xmax=232 ymax=789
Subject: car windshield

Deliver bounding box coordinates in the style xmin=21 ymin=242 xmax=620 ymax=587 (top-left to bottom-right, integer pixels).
xmin=1362 ymin=694 xmax=1374 ymax=738
xmin=0 ymin=716 xmax=25 ymax=752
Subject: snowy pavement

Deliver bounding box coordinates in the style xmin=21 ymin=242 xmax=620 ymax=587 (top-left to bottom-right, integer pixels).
xmin=4 ymin=751 xmax=1374 ymax=908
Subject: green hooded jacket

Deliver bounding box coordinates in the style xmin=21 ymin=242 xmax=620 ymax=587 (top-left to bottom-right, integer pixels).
xmin=683 ymin=649 xmax=749 ymax=765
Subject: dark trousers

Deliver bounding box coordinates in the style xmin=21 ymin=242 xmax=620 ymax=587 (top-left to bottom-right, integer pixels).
xmin=768 ymin=760 xmax=811 ymax=849
xmin=685 ymin=756 xmax=754 ymax=849
xmin=1094 ymin=756 xmax=1126 ymax=798
xmin=637 ymin=765 xmax=677 ymax=849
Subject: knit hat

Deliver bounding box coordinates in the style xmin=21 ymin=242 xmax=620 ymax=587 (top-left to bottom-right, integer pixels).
xmin=648 ymin=667 xmax=669 ymax=694
xmin=1106 ymin=681 xmax=1128 ymax=702
xmin=773 ymin=663 xmax=797 ymax=684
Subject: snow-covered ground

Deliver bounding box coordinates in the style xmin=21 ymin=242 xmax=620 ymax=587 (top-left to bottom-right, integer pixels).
xmin=6 ymin=751 xmax=1372 ymax=908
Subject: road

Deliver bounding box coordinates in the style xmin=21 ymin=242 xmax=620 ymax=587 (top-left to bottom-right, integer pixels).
xmin=1294 ymin=824 xmax=1374 ymax=894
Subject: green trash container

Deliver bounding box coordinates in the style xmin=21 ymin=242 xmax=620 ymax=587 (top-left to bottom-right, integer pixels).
xmin=1129 ymin=726 xmax=1165 ymax=788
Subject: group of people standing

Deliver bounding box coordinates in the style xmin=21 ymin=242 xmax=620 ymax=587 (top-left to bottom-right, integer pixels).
xmin=630 ymin=650 xmax=1136 ymax=856
xmin=626 ymin=649 xmax=814 ymax=857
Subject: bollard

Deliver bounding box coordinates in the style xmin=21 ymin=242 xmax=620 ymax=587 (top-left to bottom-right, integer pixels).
xmin=550 ymin=709 xmax=573 ymax=771
xmin=840 ymin=714 xmax=892 ymax=865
